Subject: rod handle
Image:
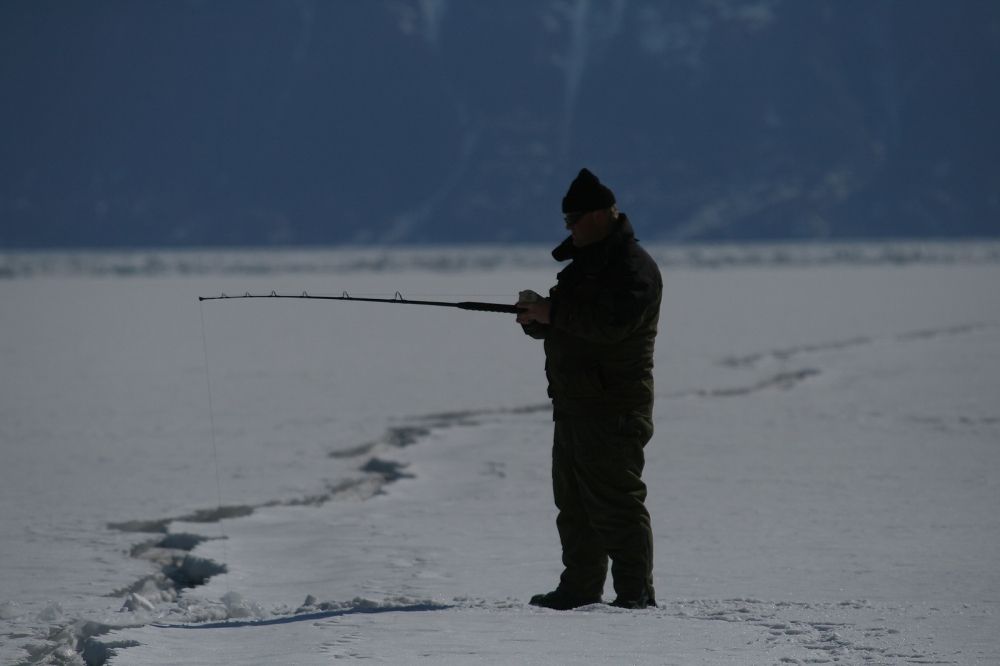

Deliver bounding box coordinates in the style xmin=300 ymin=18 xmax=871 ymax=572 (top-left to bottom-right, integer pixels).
xmin=456 ymin=301 xmax=522 ymax=314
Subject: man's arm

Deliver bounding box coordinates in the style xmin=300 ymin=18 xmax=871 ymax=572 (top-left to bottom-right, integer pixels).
xmin=549 ymin=272 xmax=659 ymax=344
xmin=516 ymin=291 xmax=550 ymax=339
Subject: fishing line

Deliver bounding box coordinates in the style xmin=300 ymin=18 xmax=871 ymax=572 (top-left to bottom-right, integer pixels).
xmin=198 ymin=299 xmax=231 ymax=594
xmin=193 ymin=287 xmax=521 ymax=600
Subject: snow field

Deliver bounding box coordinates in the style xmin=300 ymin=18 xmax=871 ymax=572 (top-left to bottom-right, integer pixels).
xmin=1 ymin=250 xmax=998 ymax=663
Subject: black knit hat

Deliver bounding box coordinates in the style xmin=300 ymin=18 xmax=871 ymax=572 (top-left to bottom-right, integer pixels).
xmin=562 ymin=168 xmax=616 ymax=213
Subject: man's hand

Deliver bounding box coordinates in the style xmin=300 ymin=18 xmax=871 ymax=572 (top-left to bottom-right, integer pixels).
xmin=516 ymin=297 xmax=551 ymax=325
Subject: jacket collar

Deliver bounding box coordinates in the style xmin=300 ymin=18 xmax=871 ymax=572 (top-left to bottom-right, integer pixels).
xmin=552 ymin=214 xmax=636 ymax=264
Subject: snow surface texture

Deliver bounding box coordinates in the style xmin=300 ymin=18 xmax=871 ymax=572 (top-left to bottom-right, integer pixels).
xmin=1 ymin=244 xmax=999 ymax=664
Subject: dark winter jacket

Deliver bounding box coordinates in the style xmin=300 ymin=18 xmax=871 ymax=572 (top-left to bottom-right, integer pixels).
xmin=523 ymin=214 xmax=662 ymax=420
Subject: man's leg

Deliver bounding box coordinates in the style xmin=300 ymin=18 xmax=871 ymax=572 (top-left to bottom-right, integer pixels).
xmin=552 ymin=420 xmax=608 ymax=600
xmin=570 ymin=415 xmax=655 ymax=605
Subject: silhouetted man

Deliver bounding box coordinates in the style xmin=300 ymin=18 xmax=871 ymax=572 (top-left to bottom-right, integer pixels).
xmin=517 ymin=168 xmax=662 ymax=609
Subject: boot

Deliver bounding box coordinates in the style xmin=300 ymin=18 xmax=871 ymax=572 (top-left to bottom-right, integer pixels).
xmin=610 ymin=586 xmax=655 ymax=609
xmin=529 ymin=588 xmax=601 ymax=610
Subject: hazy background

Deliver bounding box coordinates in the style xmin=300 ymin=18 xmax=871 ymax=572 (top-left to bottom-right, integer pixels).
xmin=2 ymin=0 xmax=998 ymax=248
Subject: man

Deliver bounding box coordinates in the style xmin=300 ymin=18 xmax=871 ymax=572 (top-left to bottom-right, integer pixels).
xmin=516 ymin=167 xmax=662 ymax=610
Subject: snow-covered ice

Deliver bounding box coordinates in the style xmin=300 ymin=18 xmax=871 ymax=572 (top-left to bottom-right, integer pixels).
xmin=1 ymin=244 xmax=998 ymax=664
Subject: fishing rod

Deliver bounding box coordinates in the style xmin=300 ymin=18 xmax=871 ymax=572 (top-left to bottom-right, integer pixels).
xmin=198 ymin=290 xmax=523 ymax=314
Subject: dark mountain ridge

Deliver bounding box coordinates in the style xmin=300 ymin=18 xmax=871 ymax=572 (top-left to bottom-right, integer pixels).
xmin=2 ymin=0 xmax=998 ymax=247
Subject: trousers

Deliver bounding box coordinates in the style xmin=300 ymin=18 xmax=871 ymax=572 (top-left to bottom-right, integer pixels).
xmin=552 ymin=414 xmax=655 ymax=602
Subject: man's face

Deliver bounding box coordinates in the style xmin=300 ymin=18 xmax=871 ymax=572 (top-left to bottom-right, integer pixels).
xmin=565 ymin=209 xmax=610 ymax=247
